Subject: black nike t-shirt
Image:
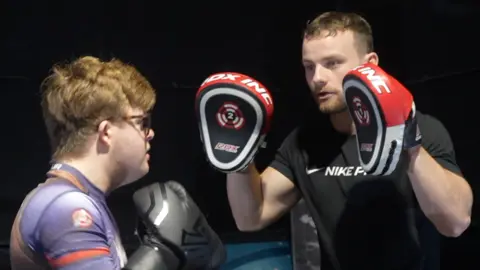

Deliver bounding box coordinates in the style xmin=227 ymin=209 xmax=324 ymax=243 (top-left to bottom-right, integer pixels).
xmin=269 ymin=112 xmax=462 ymax=270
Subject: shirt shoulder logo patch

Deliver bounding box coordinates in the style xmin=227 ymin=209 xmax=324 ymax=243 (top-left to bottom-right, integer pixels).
xmin=72 ymin=208 xmax=93 ymax=228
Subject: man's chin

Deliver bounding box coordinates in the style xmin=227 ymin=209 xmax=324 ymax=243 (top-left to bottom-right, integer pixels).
xmin=121 ymin=168 xmax=149 ymax=187
xmin=318 ymin=103 xmax=347 ymax=114
xmin=136 ymin=166 xmax=149 ymax=180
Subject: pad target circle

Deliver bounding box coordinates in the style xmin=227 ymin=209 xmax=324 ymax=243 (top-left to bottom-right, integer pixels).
xmin=216 ymin=102 xmax=245 ymax=130
xmin=352 ymin=96 xmax=370 ymax=126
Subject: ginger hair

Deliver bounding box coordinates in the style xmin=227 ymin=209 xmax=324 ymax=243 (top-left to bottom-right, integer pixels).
xmin=41 ymin=56 xmax=156 ymax=160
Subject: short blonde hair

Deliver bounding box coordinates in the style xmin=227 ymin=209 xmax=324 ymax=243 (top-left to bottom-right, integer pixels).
xmin=304 ymin=11 xmax=374 ymax=54
xmin=41 ymin=56 xmax=156 ymax=160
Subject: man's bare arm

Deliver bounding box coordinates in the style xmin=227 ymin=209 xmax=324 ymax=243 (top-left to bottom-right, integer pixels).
xmin=407 ymin=147 xmax=472 ymax=237
xmin=227 ymin=164 xmax=301 ymax=231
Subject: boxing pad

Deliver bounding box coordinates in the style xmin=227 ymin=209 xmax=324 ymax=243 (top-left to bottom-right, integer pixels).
xmin=133 ymin=181 xmax=226 ymax=270
xmin=343 ymin=63 xmax=421 ymax=176
xmin=195 ymin=72 xmax=274 ymax=173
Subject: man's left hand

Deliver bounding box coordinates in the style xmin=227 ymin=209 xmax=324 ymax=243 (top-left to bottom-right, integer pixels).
xmin=342 ymin=63 xmax=421 ymax=176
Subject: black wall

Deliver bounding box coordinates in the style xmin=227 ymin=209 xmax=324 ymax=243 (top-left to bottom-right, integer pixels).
xmin=1 ymin=0 xmax=479 ymax=269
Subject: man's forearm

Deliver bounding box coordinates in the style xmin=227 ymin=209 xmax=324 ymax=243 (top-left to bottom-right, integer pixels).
xmin=407 ymin=147 xmax=473 ymax=237
xmin=226 ymin=164 xmax=264 ymax=231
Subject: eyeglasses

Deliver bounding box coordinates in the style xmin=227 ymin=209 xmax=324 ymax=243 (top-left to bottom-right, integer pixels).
xmin=123 ymin=113 xmax=152 ymax=137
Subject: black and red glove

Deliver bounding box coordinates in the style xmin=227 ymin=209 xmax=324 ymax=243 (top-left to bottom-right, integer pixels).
xmin=343 ymin=63 xmax=421 ymax=176
xmin=195 ymin=72 xmax=274 ymax=173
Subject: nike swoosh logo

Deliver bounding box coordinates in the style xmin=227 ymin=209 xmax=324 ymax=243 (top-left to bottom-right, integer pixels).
xmin=306 ymin=167 xmax=324 ymax=175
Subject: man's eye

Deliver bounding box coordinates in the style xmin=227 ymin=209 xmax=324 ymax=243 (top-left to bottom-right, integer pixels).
xmin=304 ymin=65 xmax=314 ymax=71
xmin=140 ymin=116 xmax=151 ymax=130
xmin=325 ymin=61 xmax=339 ymax=69
xmin=134 ymin=119 xmax=144 ymax=128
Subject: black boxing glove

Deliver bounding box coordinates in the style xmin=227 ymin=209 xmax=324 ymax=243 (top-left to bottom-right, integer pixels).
xmin=195 ymin=72 xmax=274 ymax=173
xmin=123 ymin=243 xmax=179 ymax=270
xmin=131 ymin=181 xmax=226 ymax=270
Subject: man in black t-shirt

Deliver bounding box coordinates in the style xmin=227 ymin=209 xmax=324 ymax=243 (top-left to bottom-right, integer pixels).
xmin=201 ymin=12 xmax=473 ymax=270
xmin=269 ymin=111 xmax=465 ymax=270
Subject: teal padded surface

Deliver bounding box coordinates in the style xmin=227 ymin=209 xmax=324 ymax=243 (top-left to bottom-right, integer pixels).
xmin=220 ymin=241 xmax=292 ymax=270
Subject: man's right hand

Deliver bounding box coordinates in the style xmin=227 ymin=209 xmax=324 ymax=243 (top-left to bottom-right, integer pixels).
xmin=125 ymin=181 xmax=226 ymax=270
xmin=195 ymin=72 xmax=274 ymax=173
xmin=195 ymin=72 xmax=300 ymax=232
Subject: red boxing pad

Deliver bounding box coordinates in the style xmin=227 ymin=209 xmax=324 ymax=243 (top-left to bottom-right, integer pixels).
xmin=195 ymin=72 xmax=274 ymax=173
xmin=343 ymin=63 xmax=418 ymax=176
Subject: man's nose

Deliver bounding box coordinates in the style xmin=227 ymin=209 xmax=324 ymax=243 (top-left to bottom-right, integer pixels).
xmin=312 ymin=66 xmax=328 ymax=88
xmin=146 ymin=129 xmax=155 ymax=141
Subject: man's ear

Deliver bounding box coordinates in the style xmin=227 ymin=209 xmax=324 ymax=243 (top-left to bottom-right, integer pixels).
xmin=364 ymin=52 xmax=379 ymax=65
xmin=98 ymin=120 xmax=113 ymax=145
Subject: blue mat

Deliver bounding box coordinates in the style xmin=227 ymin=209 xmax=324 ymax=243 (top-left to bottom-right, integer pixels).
xmin=220 ymin=241 xmax=292 ymax=270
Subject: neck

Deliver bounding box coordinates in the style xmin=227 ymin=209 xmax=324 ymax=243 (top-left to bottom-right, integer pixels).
xmin=330 ymin=110 xmax=355 ymax=135
xmin=60 ymin=156 xmax=115 ymax=194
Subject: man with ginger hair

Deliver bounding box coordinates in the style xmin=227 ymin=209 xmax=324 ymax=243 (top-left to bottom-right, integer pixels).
xmin=10 ymin=56 xmax=155 ymax=269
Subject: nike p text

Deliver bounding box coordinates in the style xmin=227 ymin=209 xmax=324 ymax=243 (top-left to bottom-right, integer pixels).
xmin=325 ymin=166 xmax=366 ymax=176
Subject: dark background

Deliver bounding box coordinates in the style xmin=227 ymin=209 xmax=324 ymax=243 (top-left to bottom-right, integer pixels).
xmin=1 ymin=0 xmax=479 ymax=269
